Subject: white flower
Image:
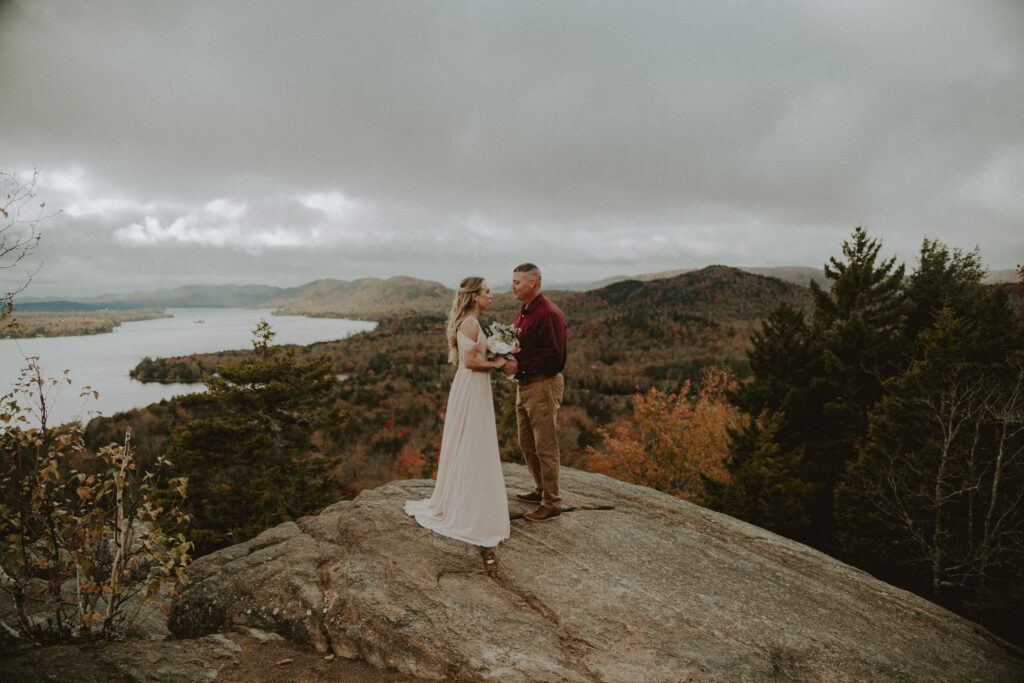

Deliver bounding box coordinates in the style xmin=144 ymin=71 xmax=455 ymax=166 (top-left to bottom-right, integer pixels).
xmin=486 ymin=321 xmax=520 ymax=359
xmin=487 ymin=336 xmax=513 ymax=356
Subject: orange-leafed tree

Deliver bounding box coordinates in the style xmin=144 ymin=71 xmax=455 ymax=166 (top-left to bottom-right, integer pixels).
xmin=585 ymin=368 xmax=746 ymax=503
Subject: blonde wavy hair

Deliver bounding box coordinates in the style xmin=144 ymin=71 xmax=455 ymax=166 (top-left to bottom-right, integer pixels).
xmin=446 ymin=276 xmax=486 ymax=364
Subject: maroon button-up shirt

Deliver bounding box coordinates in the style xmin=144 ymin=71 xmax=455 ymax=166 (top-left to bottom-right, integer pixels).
xmin=513 ymin=293 xmax=567 ymax=380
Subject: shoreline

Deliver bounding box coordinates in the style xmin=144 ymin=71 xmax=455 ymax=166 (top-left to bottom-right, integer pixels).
xmin=0 ymin=308 xmax=172 ymax=340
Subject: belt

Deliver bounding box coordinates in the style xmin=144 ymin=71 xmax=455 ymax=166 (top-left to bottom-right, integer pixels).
xmin=518 ymin=373 xmax=556 ymax=387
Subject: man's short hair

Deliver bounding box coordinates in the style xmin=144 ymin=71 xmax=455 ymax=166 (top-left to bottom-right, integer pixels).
xmin=514 ymin=263 xmax=542 ymax=286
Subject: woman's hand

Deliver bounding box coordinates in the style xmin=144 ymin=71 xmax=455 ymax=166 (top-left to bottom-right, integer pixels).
xmin=463 ymin=347 xmax=508 ymax=371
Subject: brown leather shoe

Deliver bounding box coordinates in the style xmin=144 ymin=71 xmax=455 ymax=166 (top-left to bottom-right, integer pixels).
xmin=514 ymin=491 xmax=543 ymax=503
xmin=524 ymin=505 xmax=561 ymax=522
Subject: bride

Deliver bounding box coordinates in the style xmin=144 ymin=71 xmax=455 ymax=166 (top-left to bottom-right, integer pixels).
xmin=404 ymin=276 xmax=510 ymax=547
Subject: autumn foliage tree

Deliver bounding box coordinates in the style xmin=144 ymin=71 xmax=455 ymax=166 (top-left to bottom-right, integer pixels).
xmin=585 ymin=368 xmax=745 ymax=504
xmin=0 ymin=359 xmax=190 ymax=644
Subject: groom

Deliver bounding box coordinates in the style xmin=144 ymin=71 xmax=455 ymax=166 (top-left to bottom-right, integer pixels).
xmin=502 ymin=263 xmax=567 ymax=522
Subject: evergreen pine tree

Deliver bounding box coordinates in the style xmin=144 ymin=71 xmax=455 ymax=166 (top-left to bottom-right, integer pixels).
xmin=836 ymin=240 xmax=1024 ymax=645
xmin=901 ymin=239 xmax=985 ymax=347
xmin=901 ymin=239 xmax=1017 ymax=367
xmin=707 ymin=301 xmax=832 ymax=545
xmin=809 ymin=226 xmax=905 ymax=481
xmin=837 ymin=305 xmax=1024 ymax=643
xmin=165 ymin=321 xmax=346 ymax=554
xmin=708 ymin=410 xmax=817 ymax=540
xmin=711 ymin=228 xmax=906 ymax=551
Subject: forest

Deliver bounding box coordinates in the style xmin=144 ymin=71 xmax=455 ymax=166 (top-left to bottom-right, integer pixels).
xmin=5 ymin=228 xmax=1023 ymax=647
xmin=0 ymin=308 xmax=169 ymax=339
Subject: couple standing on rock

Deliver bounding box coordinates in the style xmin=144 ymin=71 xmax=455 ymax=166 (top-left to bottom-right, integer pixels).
xmin=404 ymin=263 xmax=567 ymax=547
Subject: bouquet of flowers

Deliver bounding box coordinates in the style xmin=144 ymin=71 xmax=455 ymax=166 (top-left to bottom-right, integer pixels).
xmin=486 ymin=321 xmax=520 ymax=360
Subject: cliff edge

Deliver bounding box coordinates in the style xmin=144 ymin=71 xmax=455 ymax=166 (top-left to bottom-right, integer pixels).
xmin=166 ymin=464 xmax=1023 ymax=682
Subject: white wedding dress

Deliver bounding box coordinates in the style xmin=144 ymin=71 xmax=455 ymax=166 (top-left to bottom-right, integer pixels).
xmin=404 ymin=327 xmax=510 ymax=547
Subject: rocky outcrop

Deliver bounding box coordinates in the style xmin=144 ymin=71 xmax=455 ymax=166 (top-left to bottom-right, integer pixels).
xmin=0 ymin=626 xmax=425 ymax=683
xmin=169 ymin=464 xmax=1024 ymax=682
xmin=0 ymin=632 xmax=243 ymax=682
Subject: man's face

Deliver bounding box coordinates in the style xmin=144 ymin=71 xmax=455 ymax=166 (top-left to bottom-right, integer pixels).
xmin=511 ymin=271 xmax=538 ymax=303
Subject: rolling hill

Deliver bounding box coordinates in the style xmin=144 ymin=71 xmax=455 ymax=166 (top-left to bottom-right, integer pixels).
xmin=259 ymin=275 xmax=453 ymax=318
xmin=554 ymin=265 xmax=829 ymax=291
xmin=560 ymin=265 xmax=813 ymax=323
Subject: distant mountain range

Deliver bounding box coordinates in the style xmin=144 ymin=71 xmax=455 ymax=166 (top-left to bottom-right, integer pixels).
xmin=553 ymin=266 xmax=831 ymax=291
xmin=94 ymin=284 xmax=286 ymax=309
xmin=552 ymin=266 xmax=1019 ymax=291
xmin=260 ymin=276 xmax=453 ymax=318
xmin=17 ymin=266 xmax=1019 ymax=316
xmin=18 ymin=285 xmax=286 ymax=311
xmin=17 ymin=276 xmax=453 ymax=318
xmin=568 ymin=265 xmax=814 ymax=322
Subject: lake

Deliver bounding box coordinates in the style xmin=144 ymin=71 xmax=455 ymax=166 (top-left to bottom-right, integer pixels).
xmin=0 ymin=308 xmax=376 ymax=426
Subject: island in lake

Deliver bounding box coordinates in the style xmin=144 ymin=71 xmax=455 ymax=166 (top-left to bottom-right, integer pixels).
xmin=0 ymin=309 xmax=171 ymax=339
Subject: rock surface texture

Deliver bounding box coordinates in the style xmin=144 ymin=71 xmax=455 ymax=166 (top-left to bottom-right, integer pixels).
xmin=169 ymin=464 xmax=1024 ymax=682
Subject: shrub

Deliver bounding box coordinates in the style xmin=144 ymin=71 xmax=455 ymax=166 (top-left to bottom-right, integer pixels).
xmin=0 ymin=359 xmax=191 ymax=643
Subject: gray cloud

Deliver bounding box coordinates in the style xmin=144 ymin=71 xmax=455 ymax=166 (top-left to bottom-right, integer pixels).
xmin=1 ymin=0 xmax=1022 ymax=298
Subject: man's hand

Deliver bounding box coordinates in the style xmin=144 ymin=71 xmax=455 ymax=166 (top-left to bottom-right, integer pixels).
xmin=503 ymin=359 xmax=518 ymax=376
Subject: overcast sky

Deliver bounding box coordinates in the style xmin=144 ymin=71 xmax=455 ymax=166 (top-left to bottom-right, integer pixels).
xmin=2 ymin=0 xmax=1022 ymax=298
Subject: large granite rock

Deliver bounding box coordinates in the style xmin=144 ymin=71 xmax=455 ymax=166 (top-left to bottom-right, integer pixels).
xmin=169 ymin=464 xmax=1024 ymax=681
xmin=0 ymin=633 xmax=241 ymax=682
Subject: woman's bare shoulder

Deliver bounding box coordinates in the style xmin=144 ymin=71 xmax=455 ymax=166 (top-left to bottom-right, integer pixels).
xmin=458 ymin=316 xmax=481 ymax=341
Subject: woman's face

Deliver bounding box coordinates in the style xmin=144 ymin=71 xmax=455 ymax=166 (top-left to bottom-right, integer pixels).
xmin=475 ymin=282 xmax=493 ymax=311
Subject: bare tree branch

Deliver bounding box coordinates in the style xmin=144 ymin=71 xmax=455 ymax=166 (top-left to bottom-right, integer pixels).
xmin=2 ymin=168 xmax=57 ymax=326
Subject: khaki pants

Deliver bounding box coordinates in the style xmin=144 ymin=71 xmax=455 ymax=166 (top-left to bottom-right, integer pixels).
xmin=516 ymin=374 xmax=565 ymax=508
